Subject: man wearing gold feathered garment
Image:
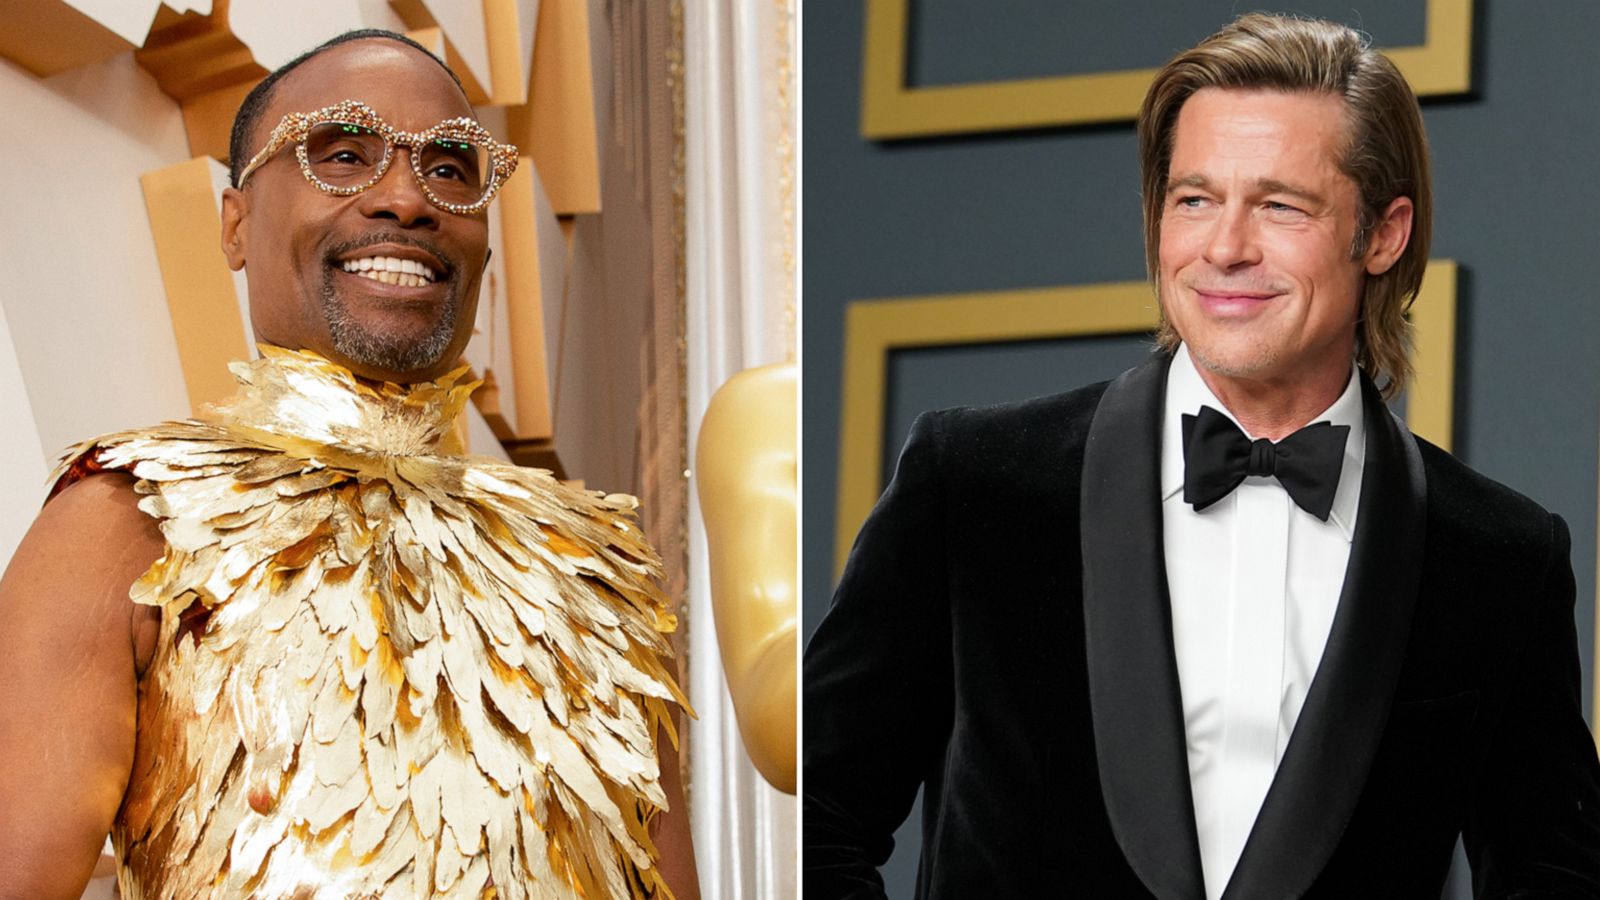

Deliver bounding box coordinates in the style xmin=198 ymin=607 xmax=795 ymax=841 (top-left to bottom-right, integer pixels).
xmin=0 ymin=31 xmax=697 ymax=900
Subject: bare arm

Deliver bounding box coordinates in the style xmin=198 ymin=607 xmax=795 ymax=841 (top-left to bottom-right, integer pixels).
xmin=651 ymin=699 xmax=701 ymax=899
xmin=0 ymin=474 xmax=163 ymax=899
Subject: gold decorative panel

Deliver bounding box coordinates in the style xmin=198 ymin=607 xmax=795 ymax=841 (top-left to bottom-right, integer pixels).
xmin=388 ymin=0 xmax=492 ymax=103
xmin=0 ymin=0 xmax=139 ymax=77
xmin=860 ymin=0 xmax=1473 ymax=139
xmin=508 ymin=0 xmax=602 ymax=215
xmin=497 ymin=157 xmax=564 ymax=441
xmin=140 ymin=156 xmax=253 ymax=414
xmin=135 ymin=1 xmax=267 ymax=161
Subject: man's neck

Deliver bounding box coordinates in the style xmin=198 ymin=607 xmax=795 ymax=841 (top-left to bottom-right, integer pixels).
xmin=1191 ymin=353 xmax=1354 ymax=441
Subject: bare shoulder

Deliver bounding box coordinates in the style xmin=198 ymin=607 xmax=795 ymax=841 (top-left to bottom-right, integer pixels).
xmin=2 ymin=472 xmax=165 ymax=671
xmin=41 ymin=468 xmax=151 ymax=521
xmin=0 ymin=475 xmax=165 ymax=896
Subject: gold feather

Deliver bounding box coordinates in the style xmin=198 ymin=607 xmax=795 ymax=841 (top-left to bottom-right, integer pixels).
xmin=55 ymin=347 xmax=686 ymax=899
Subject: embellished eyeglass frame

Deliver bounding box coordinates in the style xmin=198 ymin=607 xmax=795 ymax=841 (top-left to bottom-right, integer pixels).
xmin=235 ymin=99 xmax=521 ymax=215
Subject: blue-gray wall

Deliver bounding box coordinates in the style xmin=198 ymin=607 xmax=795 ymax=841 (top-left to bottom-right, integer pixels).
xmin=803 ymin=2 xmax=1600 ymax=897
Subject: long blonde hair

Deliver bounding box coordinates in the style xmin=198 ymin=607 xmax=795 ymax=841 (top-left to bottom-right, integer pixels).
xmin=1138 ymin=14 xmax=1432 ymax=398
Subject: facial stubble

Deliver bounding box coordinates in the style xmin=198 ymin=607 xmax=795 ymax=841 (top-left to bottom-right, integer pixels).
xmin=318 ymin=254 xmax=462 ymax=377
xmin=1182 ymin=322 xmax=1283 ymax=380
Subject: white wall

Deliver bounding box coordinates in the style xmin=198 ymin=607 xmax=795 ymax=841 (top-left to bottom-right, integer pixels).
xmin=0 ymin=297 xmax=49 ymax=562
xmin=0 ymin=51 xmax=192 ymax=569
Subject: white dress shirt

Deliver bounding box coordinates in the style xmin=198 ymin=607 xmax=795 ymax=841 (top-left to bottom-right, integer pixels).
xmin=1161 ymin=345 xmax=1366 ymax=899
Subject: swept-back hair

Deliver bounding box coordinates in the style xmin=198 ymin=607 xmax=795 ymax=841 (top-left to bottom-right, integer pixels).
xmin=1137 ymin=13 xmax=1432 ymax=398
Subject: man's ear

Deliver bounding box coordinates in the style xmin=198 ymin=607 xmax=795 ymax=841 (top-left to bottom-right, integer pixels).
xmin=1363 ymin=195 xmax=1413 ymax=277
xmin=221 ymin=186 xmax=248 ymax=272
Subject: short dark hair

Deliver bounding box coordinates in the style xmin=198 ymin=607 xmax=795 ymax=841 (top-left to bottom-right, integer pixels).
xmin=227 ymin=29 xmax=467 ymax=188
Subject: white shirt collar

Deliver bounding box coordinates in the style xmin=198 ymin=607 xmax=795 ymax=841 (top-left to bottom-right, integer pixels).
xmin=1160 ymin=344 xmax=1366 ymax=540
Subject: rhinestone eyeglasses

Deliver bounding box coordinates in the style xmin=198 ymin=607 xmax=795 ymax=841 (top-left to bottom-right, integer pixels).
xmin=236 ymin=99 xmax=520 ymax=215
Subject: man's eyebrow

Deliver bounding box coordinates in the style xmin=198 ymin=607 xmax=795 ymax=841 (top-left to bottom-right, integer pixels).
xmin=1255 ymin=178 xmax=1324 ymax=204
xmin=1165 ymin=173 xmax=1325 ymax=205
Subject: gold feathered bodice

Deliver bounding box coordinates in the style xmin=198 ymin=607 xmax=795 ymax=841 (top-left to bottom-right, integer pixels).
xmin=55 ymin=347 xmax=686 ymax=899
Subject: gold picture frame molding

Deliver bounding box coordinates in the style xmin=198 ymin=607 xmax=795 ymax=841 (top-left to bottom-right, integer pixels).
xmin=834 ymin=260 xmax=1459 ymax=574
xmin=861 ymin=0 xmax=1473 ymax=139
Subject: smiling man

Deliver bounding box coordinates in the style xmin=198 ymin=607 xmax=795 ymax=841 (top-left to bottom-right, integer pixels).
xmin=0 ymin=31 xmax=695 ymax=899
xmin=805 ymin=14 xmax=1600 ymax=899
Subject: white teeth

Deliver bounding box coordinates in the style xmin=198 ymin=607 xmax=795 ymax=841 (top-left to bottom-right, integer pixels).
xmin=346 ymin=269 xmax=428 ymax=287
xmin=340 ymin=256 xmax=438 ymax=283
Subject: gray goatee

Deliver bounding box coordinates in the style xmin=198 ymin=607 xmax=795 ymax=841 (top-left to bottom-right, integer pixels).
xmin=319 ymin=264 xmax=460 ymax=376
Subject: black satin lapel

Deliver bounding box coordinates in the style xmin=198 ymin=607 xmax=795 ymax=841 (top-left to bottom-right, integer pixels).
xmin=1082 ymin=354 xmax=1206 ymax=900
xmin=1221 ymin=377 xmax=1427 ymax=900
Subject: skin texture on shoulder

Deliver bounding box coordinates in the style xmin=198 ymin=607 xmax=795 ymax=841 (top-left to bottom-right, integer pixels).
xmin=0 ymin=474 xmax=162 ymax=899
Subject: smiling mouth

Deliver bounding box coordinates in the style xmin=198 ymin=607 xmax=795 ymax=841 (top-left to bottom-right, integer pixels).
xmin=1193 ymin=288 xmax=1279 ymax=301
xmin=339 ymin=255 xmax=439 ymax=288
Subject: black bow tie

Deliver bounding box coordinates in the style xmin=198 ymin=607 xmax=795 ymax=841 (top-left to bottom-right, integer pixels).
xmin=1180 ymin=405 xmax=1350 ymax=522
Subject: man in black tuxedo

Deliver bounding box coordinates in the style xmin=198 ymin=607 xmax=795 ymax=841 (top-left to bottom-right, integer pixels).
xmin=804 ymin=13 xmax=1600 ymax=899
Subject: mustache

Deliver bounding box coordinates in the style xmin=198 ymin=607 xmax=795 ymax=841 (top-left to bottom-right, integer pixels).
xmin=323 ymin=232 xmax=458 ymax=279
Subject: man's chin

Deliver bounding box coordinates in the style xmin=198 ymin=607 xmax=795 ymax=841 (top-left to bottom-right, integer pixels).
xmin=320 ymin=284 xmax=462 ymax=381
xmin=1185 ymin=337 xmax=1281 ymax=382
xmin=325 ymin=337 xmax=459 ymax=383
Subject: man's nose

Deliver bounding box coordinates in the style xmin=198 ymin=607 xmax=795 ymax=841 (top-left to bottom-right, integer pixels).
xmin=1201 ymin=205 xmax=1261 ymax=269
xmin=356 ymin=148 xmax=438 ymax=228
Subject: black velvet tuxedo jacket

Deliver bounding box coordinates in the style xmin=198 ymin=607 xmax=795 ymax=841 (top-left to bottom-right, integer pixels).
xmin=804 ymin=355 xmax=1600 ymax=899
